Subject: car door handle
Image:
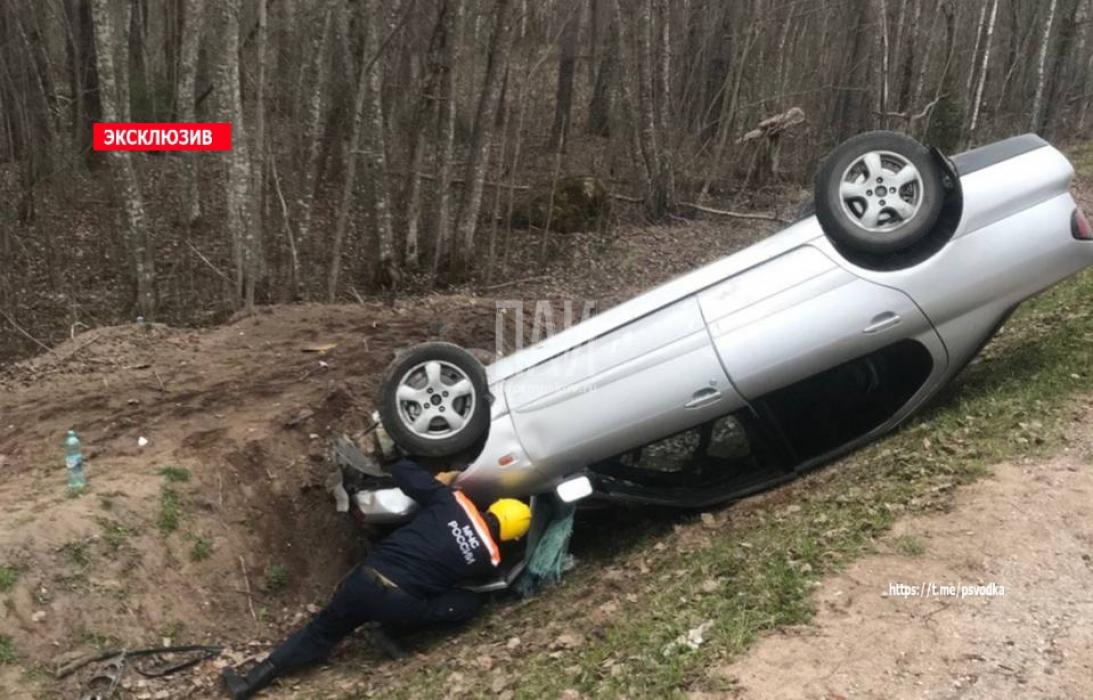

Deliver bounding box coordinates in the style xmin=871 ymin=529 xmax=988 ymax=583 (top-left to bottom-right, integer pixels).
xmin=863 ymin=312 xmax=901 ymax=334
xmin=685 ymin=387 xmax=722 ymax=409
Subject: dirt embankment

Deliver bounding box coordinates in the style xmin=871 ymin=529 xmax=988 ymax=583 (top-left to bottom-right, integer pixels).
xmin=0 ymin=212 xmax=776 ymax=698
xmin=0 ymin=297 xmax=516 ymax=698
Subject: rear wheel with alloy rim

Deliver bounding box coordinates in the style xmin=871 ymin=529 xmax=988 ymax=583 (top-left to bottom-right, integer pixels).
xmin=815 ymin=131 xmax=945 ymax=256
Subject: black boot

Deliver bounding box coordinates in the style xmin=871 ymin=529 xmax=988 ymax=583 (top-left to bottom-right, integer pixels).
xmin=221 ymin=659 xmax=279 ymax=700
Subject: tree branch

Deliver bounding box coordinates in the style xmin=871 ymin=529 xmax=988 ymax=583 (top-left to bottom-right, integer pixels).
xmin=679 ymin=202 xmax=788 ymax=223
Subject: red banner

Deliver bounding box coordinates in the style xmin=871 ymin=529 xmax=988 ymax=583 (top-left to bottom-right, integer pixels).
xmin=93 ymin=123 xmax=232 ymax=152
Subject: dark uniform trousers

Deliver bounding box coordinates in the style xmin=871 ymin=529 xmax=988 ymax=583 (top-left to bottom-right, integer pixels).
xmin=268 ymin=564 xmax=481 ymax=673
xmin=265 ymin=459 xmax=500 ymax=674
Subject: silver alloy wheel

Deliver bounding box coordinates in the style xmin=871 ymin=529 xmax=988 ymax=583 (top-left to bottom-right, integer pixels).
xmin=838 ymin=150 xmax=924 ymax=234
xmin=395 ymin=360 xmax=476 ymax=440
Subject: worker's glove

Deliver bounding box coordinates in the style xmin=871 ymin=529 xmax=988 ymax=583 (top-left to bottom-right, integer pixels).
xmin=434 ymin=470 xmax=461 ymax=486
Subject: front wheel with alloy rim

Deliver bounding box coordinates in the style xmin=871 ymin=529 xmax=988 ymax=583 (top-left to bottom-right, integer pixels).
xmin=378 ymin=342 xmax=490 ymax=458
xmin=814 ymin=131 xmax=945 ymax=256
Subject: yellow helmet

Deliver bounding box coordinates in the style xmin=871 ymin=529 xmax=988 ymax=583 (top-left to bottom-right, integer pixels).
xmin=487 ymin=499 xmax=532 ymax=542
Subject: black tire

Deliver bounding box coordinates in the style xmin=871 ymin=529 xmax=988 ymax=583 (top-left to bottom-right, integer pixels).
xmin=378 ymin=342 xmax=490 ymax=458
xmin=814 ymin=131 xmax=944 ymax=256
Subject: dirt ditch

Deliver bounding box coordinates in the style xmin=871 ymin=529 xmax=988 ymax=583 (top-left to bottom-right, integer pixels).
xmin=0 ymin=297 xmax=530 ymax=697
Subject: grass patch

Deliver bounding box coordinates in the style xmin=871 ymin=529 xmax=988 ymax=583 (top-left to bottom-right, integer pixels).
xmin=892 ymin=534 xmax=927 ymax=556
xmin=0 ymin=565 xmax=18 ymax=592
xmin=0 ymin=634 xmax=14 ymax=665
xmin=158 ymin=488 xmax=182 ymax=532
xmin=264 ymin=563 xmax=289 ymax=593
xmin=158 ymin=466 xmax=191 ymax=483
xmin=190 ymin=535 xmax=213 ymax=562
xmin=96 ymin=518 xmax=135 ymax=552
xmin=383 ymin=264 xmax=1093 ymax=698
xmin=78 ymin=628 xmax=120 ymax=652
xmin=61 ymin=541 xmax=92 ymax=569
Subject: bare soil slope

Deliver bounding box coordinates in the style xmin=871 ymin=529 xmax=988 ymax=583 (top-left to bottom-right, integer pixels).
xmin=0 ymin=214 xmax=774 ymax=698
xmin=0 ymin=298 xmax=514 ymax=697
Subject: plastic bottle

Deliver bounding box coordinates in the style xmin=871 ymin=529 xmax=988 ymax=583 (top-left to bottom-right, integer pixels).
xmin=65 ymin=430 xmax=86 ymax=490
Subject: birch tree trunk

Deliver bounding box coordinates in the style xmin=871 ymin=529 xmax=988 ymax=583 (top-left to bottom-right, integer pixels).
xmin=327 ymin=4 xmax=370 ymax=302
xmin=176 ymin=0 xmax=204 ymax=226
xmin=966 ymin=0 xmax=998 ymax=143
xmin=652 ymin=0 xmax=675 ymax=211
xmin=876 ymin=0 xmax=890 ymax=126
xmin=1078 ymin=0 xmax=1093 ymax=133
xmin=245 ymin=0 xmax=267 ymax=312
xmin=551 ymin=3 xmax=579 ymax=148
xmin=217 ymin=0 xmax=252 ymax=307
xmin=609 ymin=0 xmax=654 ymax=205
xmin=67 ymin=0 xmax=103 ymax=167
xmin=294 ymin=0 xmax=335 ymax=292
xmin=405 ymin=2 xmax=449 ymax=270
xmin=963 ymin=0 xmax=988 ymax=102
xmin=587 ymin=4 xmax=617 ymax=137
xmin=911 ymin=5 xmax=940 ymax=109
xmin=91 ymin=0 xmax=155 ymax=318
xmin=1043 ymin=0 xmax=1082 ymax=137
xmin=634 ymin=0 xmax=664 ymax=218
xmin=432 ymin=0 xmax=462 ymax=278
xmin=361 ymin=0 xmax=397 ymax=288
xmin=896 ymin=0 xmax=920 ymax=111
xmin=128 ymin=0 xmax=146 ymax=117
xmin=452 ymin=0 xmax=514 ymax=276
xmin=1030 ymin=0 xmax=1058 ymax=132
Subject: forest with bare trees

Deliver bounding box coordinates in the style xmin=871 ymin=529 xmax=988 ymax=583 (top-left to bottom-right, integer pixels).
xmin=2 ymin=0 xmax=1093 ymax=361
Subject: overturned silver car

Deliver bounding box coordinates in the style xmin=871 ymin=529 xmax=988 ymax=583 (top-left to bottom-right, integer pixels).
xmin=349 ymin=131 xmax=1092 ymax=545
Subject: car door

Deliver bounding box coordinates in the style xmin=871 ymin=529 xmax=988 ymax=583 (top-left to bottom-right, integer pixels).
xmin=504 ymin=296 xmax=745 ymax=472
xmin=697 ymin=245 xmax=946 ymax=401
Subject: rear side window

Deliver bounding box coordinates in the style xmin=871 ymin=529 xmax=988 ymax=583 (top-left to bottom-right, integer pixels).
xmin=756 ymin=340 xmax=933 ymax=464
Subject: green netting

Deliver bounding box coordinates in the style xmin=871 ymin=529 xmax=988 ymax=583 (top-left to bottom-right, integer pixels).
xmin=512 ymin=497 xmax=576 ymax=597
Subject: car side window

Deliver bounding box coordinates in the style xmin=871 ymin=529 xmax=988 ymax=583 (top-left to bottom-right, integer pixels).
xmin=756 ymin=339 xmax=933 ymax=465
xmin=592 ymin=410 xmax=778 ymax=489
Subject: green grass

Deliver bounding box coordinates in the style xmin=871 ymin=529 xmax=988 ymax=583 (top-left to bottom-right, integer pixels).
xmin=0 ymin=634 xmax=14 ymax=665
xmin=78 ymin=628 xmax=120 ymax=652
xmin=158 ymin=488 xmax=182 ymax=533
xmin=96 ymin=518 xmax=135 ymax=552
xmin=381 ymin=263 xmax=1093 ymax=698
xmin=0 ymin=565 xmax=18 ymax=592
xmin=892 ymin=534 xmax=927 ymax=556
xmin=264 ymin=563 xmax=289 ymax=593
xmin=157 ymin=468 xmax=189 ymax=533
xmin=190 ymin=535 xmax=213 ymax=562
xmin=158 ymin=466 xmax=191 ymax=483
xmin=61 ymin=541 xmax=91 ymax=569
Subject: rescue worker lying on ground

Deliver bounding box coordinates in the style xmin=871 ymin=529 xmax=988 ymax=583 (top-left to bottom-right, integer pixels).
xmin=221 ymin=458 xmax=532 ymax=699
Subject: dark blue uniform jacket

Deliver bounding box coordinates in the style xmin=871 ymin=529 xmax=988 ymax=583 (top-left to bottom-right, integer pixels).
xmin=364 ymin=460 xmax=501 ymax=621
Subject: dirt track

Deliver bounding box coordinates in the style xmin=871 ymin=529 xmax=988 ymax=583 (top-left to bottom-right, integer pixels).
xmin=713 ymin=450 xmax=1093 ymax=699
